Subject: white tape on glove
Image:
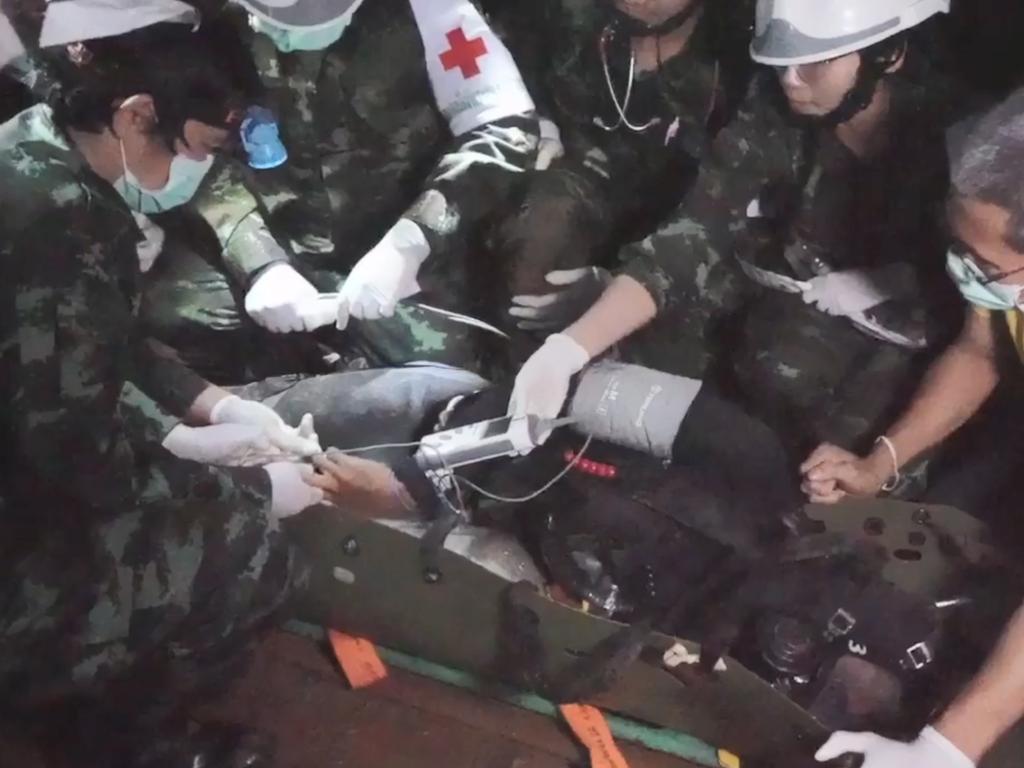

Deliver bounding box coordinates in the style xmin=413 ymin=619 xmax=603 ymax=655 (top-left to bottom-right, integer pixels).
xmin=534 ymin=118 xmax=565 ymax=171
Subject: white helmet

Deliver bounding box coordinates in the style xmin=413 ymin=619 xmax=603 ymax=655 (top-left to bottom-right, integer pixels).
xmin=231 ymin=0 xmax=362 ymax=30
xmin=38 ymin=0 xmax=198 ymax=48
xmin=751 ymin=0 xmax=950 ymax=67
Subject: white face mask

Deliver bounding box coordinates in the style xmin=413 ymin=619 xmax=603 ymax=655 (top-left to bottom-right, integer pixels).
xmin=251 ymin=0 xmax=365 ymax=52
xmin=946 ymin=248 xmax=1024 ymax=312
xmin=114 ymin=137 xmax=214 ymax=214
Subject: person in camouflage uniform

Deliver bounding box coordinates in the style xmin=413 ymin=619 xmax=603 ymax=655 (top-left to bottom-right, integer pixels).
xmin=509 ymin=0 xmax=962 ymax=461
xmin=0 ymin=48 xmax=300 ymax=766
xmin=133 ymin=0 xmax=542 ymax=382
xmin=0 ymin=23 xmax=455 ymax=765
xmin=486 ymin=0 xmax=754 ymax=365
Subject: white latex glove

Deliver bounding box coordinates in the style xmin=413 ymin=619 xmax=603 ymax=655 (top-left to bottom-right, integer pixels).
xmin=264 ymin=462 xmax=325 ymax=518
xmin=336 ymin=218 xmax=429 ymax=329
xmin=162 ymin=423 xmax=304 ymax=466
xmin=802 ymin=264 xmax=916 ymax=317
xmin=510 ymin=267 xmax=611 ymax=332
xmin=508 ymin=333 xmax=590 ymax=436
xmin=132 ymin=212 xmax=165 ymax=273
xmin=210 ymin=395 xmax=322 ymax=458
xmin=244 ymin=263 xmax=331 ymax=333
xmin=802 ymin=269 xmax=893 ymax=316
xmin=816 ymin=727 xmax=974 ymax=768
xmin=534 ymin=117 xmax=565 ymax=171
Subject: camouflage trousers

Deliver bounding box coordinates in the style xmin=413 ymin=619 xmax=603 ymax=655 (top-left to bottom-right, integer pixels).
xmin=0 ymin=365 xmax=485 ymax=715
xmin=0 ymin=490 xmax=305 ymax=713
xmin=235 ymin=365 xmax=488 ymax=460
xmin=140 ymin=236 xmax=501 ymax=385
xmin=490 ymin=151 xmax=694 ymax=369
xmin=619 ymin=255 xmax=756 ymax=381
xmin=730 ymin=292 xmax=925 ymax=455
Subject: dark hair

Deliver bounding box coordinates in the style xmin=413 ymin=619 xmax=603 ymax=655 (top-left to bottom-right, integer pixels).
xmin=949 ymin=88 xmax=1024 ymax=252
xmin=47 ymin=22 xmax=243 ymax=148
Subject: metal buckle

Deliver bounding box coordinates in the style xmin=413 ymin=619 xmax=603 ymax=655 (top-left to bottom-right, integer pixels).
xmin=905 ymin=641 xmax=934 ymax=670
xmin=825 ymin=609 xmax=856 ymax=641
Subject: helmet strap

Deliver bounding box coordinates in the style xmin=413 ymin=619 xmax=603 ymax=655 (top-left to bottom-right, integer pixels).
xmin=819 ymin=36 xmax=907 ymax=127
xmin=819 ymin=64 xmax=885 ymax=127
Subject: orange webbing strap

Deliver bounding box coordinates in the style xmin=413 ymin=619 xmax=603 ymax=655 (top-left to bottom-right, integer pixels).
xmin=559 ymin=703 xmax=631 ymax=768
xmin=328 ymin=629 xmax=389 ymax=689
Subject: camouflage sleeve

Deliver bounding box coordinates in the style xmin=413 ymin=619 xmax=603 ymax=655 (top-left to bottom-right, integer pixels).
xmin=619 ymin=81 xmax=800 ymax=313
xmin=131 ymin=337 xmax=209 ymax=417
xmin=4 ymin=50 xmax=62 ymax=103
xmin=189 ymin=157 xmax=292 ymax=289
xmin=9 ymin=213 xmax=273 ymax=515
xmin=405 ymin=113 xmax=540 ymax=260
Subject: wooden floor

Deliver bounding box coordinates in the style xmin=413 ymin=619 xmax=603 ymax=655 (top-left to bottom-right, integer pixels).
xmin=201 ymin=631 xmax=698 ymax=768
xmin=4 ymin=630 xmax=698 ymax=768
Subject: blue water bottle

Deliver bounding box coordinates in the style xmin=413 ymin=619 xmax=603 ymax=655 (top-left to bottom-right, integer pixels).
xmin=240 ymin=105 xmax=288 ymax=170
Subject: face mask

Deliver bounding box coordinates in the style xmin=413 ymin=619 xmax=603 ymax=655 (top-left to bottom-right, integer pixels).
xmin=946 ymin=249 xmax=1024 ymax=311
xmin=115 ymin=139 xmax=214 ymax=214
xmin=253 ymin=12 xmax=355 ymax=53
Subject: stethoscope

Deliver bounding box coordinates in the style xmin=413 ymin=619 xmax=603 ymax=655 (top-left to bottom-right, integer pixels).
xmin=593 ymin=25 xmax=661 ymax=133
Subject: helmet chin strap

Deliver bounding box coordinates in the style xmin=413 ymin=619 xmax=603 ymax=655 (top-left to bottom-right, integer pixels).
xmin=818 ymin=66 xmax=886 ymax=127
xmin=817 ymin=37 xmax=906 ymax=128
xmin=610 ymin=0 xmax=703 ymax=38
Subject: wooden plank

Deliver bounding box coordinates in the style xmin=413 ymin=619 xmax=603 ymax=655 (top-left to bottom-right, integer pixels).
xmin=199 ymin=631 xmax=698 ymax=768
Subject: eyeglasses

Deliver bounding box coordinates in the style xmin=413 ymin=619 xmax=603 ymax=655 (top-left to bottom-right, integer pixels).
xmin=948 ymin=240 xmax=1024 ymax=286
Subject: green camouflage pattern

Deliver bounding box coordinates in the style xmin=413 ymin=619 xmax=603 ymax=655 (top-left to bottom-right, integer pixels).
xmin=730 ymin=293 xmax=922 ymax=455
xmin=616 ymin=74 xmax=960 ymax=449
xmin=139 ymin=234 xmax=503 ymax=382
xmin=482 ymin=0 xmax=755 ymax=365
xmin=244 ymin=0 xmax=539 ymax=265
xmin=139 ymin=0 xmax=538 ymax=378
xmin=188 ymin=156 xmax=292 ymax=289
xmin=618 ymin=77 xmax=800 ymax=322
xmin=490 ymin=0 xmax=752 ymax=284
xmin=0 ymin=472 xmax=302 ymax=708
xmin=0 ymin=105 xmax=302 ymax=705
xmin=490 ymin=0 xmax=754 ymax=169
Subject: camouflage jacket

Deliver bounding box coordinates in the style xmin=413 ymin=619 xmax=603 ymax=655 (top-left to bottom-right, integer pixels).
xmin=620 ymin=72 xmax=960 ymax=334
xmin=187 ymin=155 xmax=294 ymax=289
xmin=198 ymin=0 xmax=540 ymax=286
xmin=0 ymin=105 xmax=272 ymax=528
xmin=488 ymin=0 xmax=754 ymax=181
xmin=0 ymin=37 xmax=295 ymax=292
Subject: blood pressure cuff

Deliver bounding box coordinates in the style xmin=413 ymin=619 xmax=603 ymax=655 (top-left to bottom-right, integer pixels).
xmin=422 ymin=383 xmax=784 ymax=621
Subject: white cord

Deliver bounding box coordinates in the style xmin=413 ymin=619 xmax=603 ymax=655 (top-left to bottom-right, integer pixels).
xmin=324 ymin=431 xmax=590 ymax=510
xmin=455 ymin=434 xmax=594 ymax=504
xmin=331 ymin=440 xmax=424 ymax=455
xmin=875 ymin=435 xmax=901 ymax=492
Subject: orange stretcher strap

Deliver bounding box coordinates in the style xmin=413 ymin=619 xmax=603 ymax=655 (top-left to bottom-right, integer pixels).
xmin=328 ymin=629 xmax=389 ymax=689
xmin=559 ymin=703 xmax=631 ymax=768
